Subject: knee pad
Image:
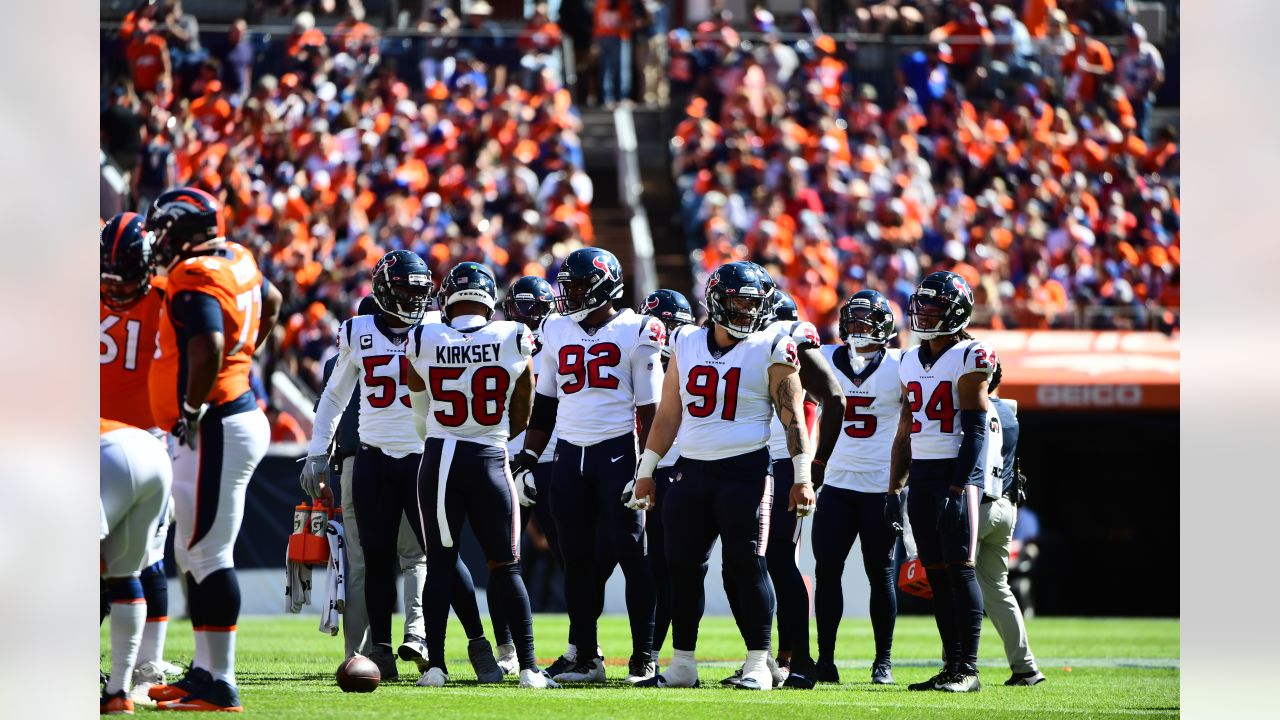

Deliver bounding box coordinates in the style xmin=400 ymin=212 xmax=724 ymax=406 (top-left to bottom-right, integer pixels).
xmin=107 ymin=576 xmax=145 ymax=603
xmin=197 ymin=568 xmax=241 ymax=627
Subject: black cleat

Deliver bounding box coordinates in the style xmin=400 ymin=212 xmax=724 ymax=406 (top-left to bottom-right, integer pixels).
xmin=719 ymin=667 xmax=744 ymax=687
xmin=546 ymin=654 xmax=576 ymax=678
xmin=626 ymin=655 xmax=657 ymax=683
xmin=1006 ymin=670 xmax=1046 ymax=686
xmin=814 ymin=658 xmax=840 ymax=684
xmin=908 ymin=669 xmax=951 ymax=691
xmin=370 ymin=644 xmax=400 ymax=682
xmin=781 ymin=672 xmax=816 ymax=689
xmin=871 ymin=660 xmax=894 ymax=685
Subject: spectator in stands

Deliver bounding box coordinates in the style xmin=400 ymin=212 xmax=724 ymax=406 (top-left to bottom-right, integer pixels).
xmin=1021 ymin=0 xmax=1058 ymax=38
xmin=518 ymin=2 xmax=564 ymax=86
xmin=593 ymin=0 xmax=634 ymax=108
xmin=928 ymin=2 xmax=994 ymax=80
xmin=265 ymin=403 xmax=308 ymax=444
xmin=126 ymin=21 xmax=171 ymax=100
xmin=1062 ymin=21 xmax=1113 ymax=105
xmin=1037 ymin=8 xmax=1075 ymax=87
xmin=218 ymin=19 xmax=254 ymax=105
xmin=636 ymin=0 xmax=670 ymax=105
xmin=1116 ymin=22 xmax=1165 ymax=142
xmin=162 ymin=0 xmax=204 ymax=71
xmin=899 ymin=41 xmax=952 ymax=112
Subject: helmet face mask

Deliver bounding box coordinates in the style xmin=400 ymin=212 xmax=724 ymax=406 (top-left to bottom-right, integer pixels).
xmin=100 ymin=212 xmax=154 ymax=311
xmin=840 ymin=289 xmax=897 ymax=348
xmin=554 ymin=248 xmax=623 ymax=322
xmin=372 ymin=250 xmax=434 ymax=324
xmin=101 ymin=276 xmax=151 ymax=311
xmin=640 ymin=289 xmax=695 ymax=334
xmin=907 ymin=271 xmax=974 ymax=340
xmin=706 ymin=262 xmax=775 ymax=338
xmin=503 ymin=276 xmax=556 ymax=329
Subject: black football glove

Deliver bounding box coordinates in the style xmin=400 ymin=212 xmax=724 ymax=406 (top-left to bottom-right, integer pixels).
xmin=883 ymin=493 xmax=905 ymax=536
xmin=172 ymin=401 xmax=206 ymax=450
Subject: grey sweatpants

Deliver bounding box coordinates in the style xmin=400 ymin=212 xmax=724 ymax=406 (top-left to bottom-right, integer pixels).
xmin=338 ymin=455 xmax=428 ymax=657
xmin=975 ymin=496 xmax=1038 ymax=674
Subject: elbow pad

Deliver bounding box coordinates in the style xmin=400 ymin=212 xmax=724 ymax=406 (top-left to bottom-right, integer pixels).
xmin=529 ymin=393 xmax=559 ymax=434
xmin=952 ymin=408 xmax=988 ymax=487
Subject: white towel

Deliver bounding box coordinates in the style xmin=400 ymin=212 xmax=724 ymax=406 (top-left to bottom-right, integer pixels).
xmin=285 ymin=549 xmax=312 ymax=614
xmin=319 ymin=520 xmax=347 ymax=635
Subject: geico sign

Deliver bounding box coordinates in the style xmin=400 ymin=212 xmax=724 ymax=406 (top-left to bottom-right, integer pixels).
xmin=1035 ymin=384 xmax=1143 ymax=408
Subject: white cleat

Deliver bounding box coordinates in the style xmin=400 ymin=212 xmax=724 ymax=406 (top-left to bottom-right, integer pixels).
xmin=519 ymin=668 xmax=560 ymax=689
xmin=552 ymin=656 xmax=606 ymax=684
xmin=939 ymin=671 xmax=981 ymax=693
xmin=416 ymin=668 xmax=449 ymax=687
xmin=397 ymin=639 xmax=430 ymax=673
xmin=655 ymin=657 xmax=700 ymax=688
xmin=739 ymin=653 xmax=775 ymax=691
xmin=496 ymin=643 xmax=519 ymax=676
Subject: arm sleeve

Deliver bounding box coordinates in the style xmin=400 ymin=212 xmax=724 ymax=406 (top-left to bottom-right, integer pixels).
xmin=170 ymin=290 xmax=223 ymax=334
xmin=631 ymin=343 xmax=664 ymax=407
xmin=535 ymin=341 xmax=558 ymax=396
xmin=951 ymin=408 xmax=988 ymax=488
xmin=307 ymin=323 xmax=360 ymax=456
xmin=528 ymin=392 xmax=559 ymax=434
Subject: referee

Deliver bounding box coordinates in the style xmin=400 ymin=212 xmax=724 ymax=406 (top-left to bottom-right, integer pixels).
xmin=975 ymin=364 xmax=1044 ymax=686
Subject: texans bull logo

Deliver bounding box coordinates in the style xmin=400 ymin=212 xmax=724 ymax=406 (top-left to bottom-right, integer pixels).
xmin=593 ymin=256 xmax=619 ymax=281
xmin=951 ymin=276 xmax=973 ymax=303
xmin=642 ymin=296 xmax=660 ymax=314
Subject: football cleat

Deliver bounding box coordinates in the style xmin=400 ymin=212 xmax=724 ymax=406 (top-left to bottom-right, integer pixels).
xmin=553 ymin=656 xmax=606 ymax=684
xmin=1006 ymin=670 xmax=1046 ymax=686
xmin=155 ymin=678 xmax=243 ymax=712
xmin=369 ymin=644 xmax=399 ymax=682
xmin=814 ymin=658 xmax=841 ymax=684
xmin=737 ymin=668 xmax=774 ymax=691
xmin=101 ymin=690 xmax=135 ymax=715
xmin=719 ymin=667 xmax=743 ymax=687
xmin=871 ymin=660 xmax=894 ymax=685
xmin=545 ymin=654 xmax=576 ymax=678
xmin=149 ymin=667 xmax=212 ymax=703
xmin=468 ymin=638 xmax=504 ymax=683
xmin=781 ymin=672 xmax=816 ymax=689
xmin=907 ymin=668 xmax=951 ymax=691
xmin=939 ymin=671 xmax=981 ymax=693
xmin=495 ymin=643 xmax=519 ymax=675
xmin=397 ymin=635 xmax=430 ymax=673
xmin=626 ymin=655 xmax=657 ymax=683
xmin=519 ymin=668 xmax=560 ymax=689
xmin=416 ymin=668 xmax=449 ymax=687
xmin=641 ymin=656 xmax=699 ymax=688
xmin=767 ymin=655 xmax=789 ymax=687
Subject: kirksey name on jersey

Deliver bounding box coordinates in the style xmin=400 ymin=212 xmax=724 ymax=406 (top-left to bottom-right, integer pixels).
xmin=536 ymin=309 xmax=666 ymax=445
xmin=764 ymin=320 xmax=822 ymax=460
xmin=822 ymin=344 xmax=903 ymax=492
xmin=674 ymin=326 xmax=800 ymax=461
xmin=309 ymin=312 xmax=439 ymax=458
xmin=898 ymin=338 xmax=997 ymax=460
xmin=408 ymin=319 xmax=535 ymax=447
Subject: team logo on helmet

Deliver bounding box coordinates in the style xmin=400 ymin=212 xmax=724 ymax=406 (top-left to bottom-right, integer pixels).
xmin=951 ymin=276 xmax=973 ymax=303
xmin=593 ymin=256 xmax=619 ymax=281
xmin=707 ymin=275 xmax=720 ymax=289
xmin=642 ymin=296 xmax=660 ymax=313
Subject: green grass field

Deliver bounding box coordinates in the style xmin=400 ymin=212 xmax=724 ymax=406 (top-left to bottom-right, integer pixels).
xmin=103 ymin=614 xmax=1179 ymax=718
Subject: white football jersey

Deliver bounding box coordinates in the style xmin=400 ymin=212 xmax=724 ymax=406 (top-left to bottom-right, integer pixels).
xmin=821 ymin=345 xmax=903 ymax=493
xmin=407 ymin=318 xmax=535 ymax=447
xmin=309 ymin=313 xmax=438 ymax=458
xmin=674 ymin=326 xmax=800 ymax=461
xmin=763 ymin=320 xmax=823 ymax=460
xmin=980 ymin=400 xmax=1005 ymax=499
xmin=899 ymin=338 xmax=998 ymax=460
xmin=657 ymin=323 xmax=698 ymax=468
xmin=536 ymin=309 xmax=666 ymax=445
xmin=508 ymin=321 xmax=558 ymax=463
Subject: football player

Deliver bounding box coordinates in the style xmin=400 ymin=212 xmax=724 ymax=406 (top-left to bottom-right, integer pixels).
xmin=100 ymin=419 xmax=173 ymax=715
xmin=302 ymin=251 xmax=502 ymax=683
xmin=723 ymin=288 xmax=844 ymax=690
xmin=501 ymin=275 xmax=559 ymax=674
xmin=143 ymin=187 xmax=282 ymax=711
xmin=627 ymin=262 xmax=813 ymax=691
xmin=812 ymin=290 xmax=902 ymax=685
xmin=886 ymin=271 xmax=996 ymax=693
xmin=99 ymin=212 xmax=183 ymax=698
xmin=976 ymin=363 xmax=1045 ymax=686
xmin=637 ymin=289 xmax=696 ymax=668
xmin=404 ymin=262 xmax=555 ymax=689
xmin=511 ymin=248 xmax=665 ymax=683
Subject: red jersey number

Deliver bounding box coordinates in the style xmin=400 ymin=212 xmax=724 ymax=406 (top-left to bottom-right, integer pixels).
xmin=685 ymin=365 xmax=742 ymax=420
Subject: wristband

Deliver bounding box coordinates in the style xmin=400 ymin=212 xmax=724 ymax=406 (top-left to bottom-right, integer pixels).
xmin=637 ymin=448 xmax=662 ymax=479
xmin=182 ymin=400 xmax=203 ymax=415
xmin=792 ymin=453 xmax=812 ymax=486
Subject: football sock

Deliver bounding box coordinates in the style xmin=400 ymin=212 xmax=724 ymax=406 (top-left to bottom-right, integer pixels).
xmin=106 ymin=577 xmax=146 ymax=695
xmin=947 ymin=563 xmax=984 ymax=669
xmin=185 ymin=573 xmax=209 ymax=670
xmin=563 ymin=643 xmax=578 ymax=662
xmin=489 ymin=562 xmax=538 ymax=670
xmin=138 ymin=562 xmax=169 ymax=665
xmin=619 ymin=554 xmax=655 ymax=660
xmin=203 ymin=629 xmax=237 ymax=686
xmin=198 ymin=568 xmax=241 ymax=685
xmin=450 ymin=555 xmax=487 ymax=641
xmin=864 ymin=547 xmax=898 ymax=662
xmin=814 ymin=557 xmax=844 ymax=661
xmin=924 ymin=566 xmax=959 ymax=669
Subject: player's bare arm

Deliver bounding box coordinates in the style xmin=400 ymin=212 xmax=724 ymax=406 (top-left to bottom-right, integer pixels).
xmin=633 ymin=350 xmax=684 ymax=510
xmin=509 ymin=360 xmax=535 ymax=438
xmin=887 ymin=388 xmax=913 ymax=495
xmin=797 ymin=346 xmax=846 ymax=489
xmin=770 ymin=362 xmax=816 ymax=517
xmin=255 ymin=280 xmax=283 ymax=353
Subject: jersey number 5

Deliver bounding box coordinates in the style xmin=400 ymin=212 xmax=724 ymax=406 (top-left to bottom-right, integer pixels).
xmin=363 ymin=355 xmax=411 ymax=408
xmin=905 ymin=380 xmax=956 ymax=433
xmin=842 ymin=396 xmax=877 ymax=438
xmin=685 ymin=366 xmax=741 ymax=420
xmin=429 ymin=366 xmax=510 ymax=427
xmin=558 ymin=343 xmax=621 ymax=394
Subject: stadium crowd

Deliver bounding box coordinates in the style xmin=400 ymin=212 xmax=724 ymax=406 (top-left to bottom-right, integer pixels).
xmin=669 ymin=2 xmax=1178 ymax=334
xmin=102 ymin=0 xmax=594 ymax=396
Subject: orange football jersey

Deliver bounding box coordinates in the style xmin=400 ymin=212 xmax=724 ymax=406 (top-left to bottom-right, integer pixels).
xmin=149 ymin=242 xmax=264 ymax=430
xmin=100 ymin=276 xmax=167 ymax=429
xmin=100 ymin=417 xmax=134 ymax=435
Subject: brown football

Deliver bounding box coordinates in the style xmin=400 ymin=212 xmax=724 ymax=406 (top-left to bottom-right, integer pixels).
xmin=336 ymin=654 xmax=380 ymax=693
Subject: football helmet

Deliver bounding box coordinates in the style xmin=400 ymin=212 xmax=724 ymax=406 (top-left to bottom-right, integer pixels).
xmin=555 ymin=247 xmax=623 ymax=322
xmin=439 ymin=261 xmax=499 ymax=318
xmin=372 ymin=250 xmax=434 ymax=324
xmin=640 ymin=289 xmax=695 ymax=333
xmin=145 ymin=187 xmax=225 ymax=271
xmin=769 ymin=289 xmax=800 ymax=323
xmin=706 ymin=261 xmax=775 ymax=338
xmin=907 ymin=271 xmax=974 ymax=340
xmin=100 ymin=212 xmax=155 ymax=311
xmin=840 ymin=289 xmax=897 ymax=348
xmin=502 ymin=275 xmax=555 ymax=329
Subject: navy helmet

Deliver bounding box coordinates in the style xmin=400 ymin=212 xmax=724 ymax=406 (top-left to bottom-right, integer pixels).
xmin=372 ymin=249 xmax=434 ymax=324
xmin=769 ymin=289 xmax=800 ymax=323
xmin=907 ymin=270 xmax=974 ymax=340
xmin=100 ymin=212 xmax=154 ymax=311
xmin=502 ymin=275 xmax=556 ymax=329
xmin=705 ymin=261 xmax=775 ymax=338
xmin=145 ymin=187 xmax=224 ymax=270
xmin=640 ymin=288 xmax=695 ymax=333
xmin=439 ymin=261 xmax=499 ymax=319
xmin=840 ymin=289 xmax=897 ymax=347
xmin=555 ymin=247 xmax=624 ymax=322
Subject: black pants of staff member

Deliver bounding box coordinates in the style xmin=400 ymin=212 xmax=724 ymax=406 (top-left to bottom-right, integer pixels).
xmin=665 ymin=448 xmax=774 ymax=653
xmin=812 ymin=485 xmax=898 ymax=665
xmin=906 ymin=458 xmax=984 ymax=674
xmin=352 ymin=444 xmax=486 ymax=649
xmin=418 ymin=437 xmax=538 ymax=674
xmin=550 ymin=433 xmax=655 ymax=661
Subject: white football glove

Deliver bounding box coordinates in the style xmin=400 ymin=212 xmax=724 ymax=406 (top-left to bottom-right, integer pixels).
xmin=512 ymin=450 xmax=539 ymax=507
xmin=621 ymin=478 xmax=651 ymax=511
xmin=300 ymin=454 xmax=330 ymax=499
